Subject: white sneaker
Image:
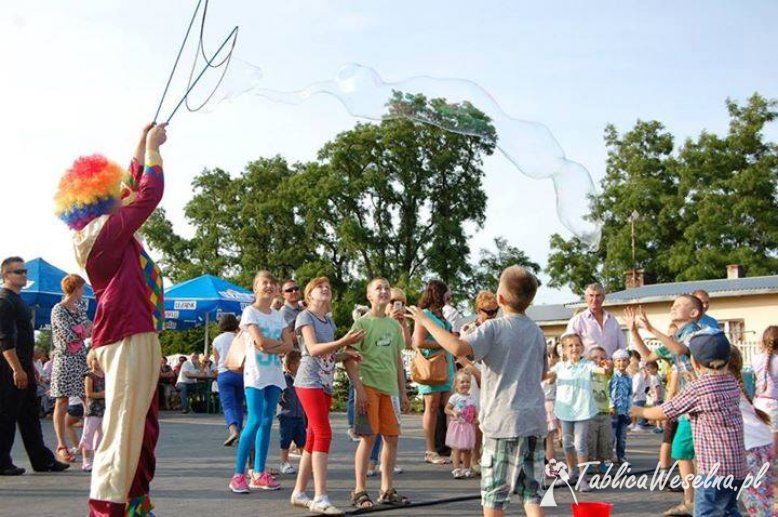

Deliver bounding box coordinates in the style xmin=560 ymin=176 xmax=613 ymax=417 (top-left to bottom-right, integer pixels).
xmin=280 ymin=462 xmax=296 ymax=475
xmin=290 ymin=491 xmax=311 ymax=508
xmin=347 ymin=429 xmax=360 ymax=443
xmin=577 ymin=478 xmax=592 ymax=492
xmin=376 ymin=464 xmax=404 ymax=474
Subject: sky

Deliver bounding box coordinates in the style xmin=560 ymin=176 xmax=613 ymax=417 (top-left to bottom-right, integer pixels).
xmin=2 ymin=1 xmax=777 ymax=305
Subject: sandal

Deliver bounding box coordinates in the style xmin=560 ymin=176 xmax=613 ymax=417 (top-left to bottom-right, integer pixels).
xmin=376 ymin=488 xmax=410 ymax=506
xmin=56 ymin=446 xmax=75 ymax=463
xmin=350 ymin=490 xmax=374 ymax=509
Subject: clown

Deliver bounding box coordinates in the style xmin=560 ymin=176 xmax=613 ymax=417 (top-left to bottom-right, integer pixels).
xmin=54 ymin=123 xmax=168 ymax=517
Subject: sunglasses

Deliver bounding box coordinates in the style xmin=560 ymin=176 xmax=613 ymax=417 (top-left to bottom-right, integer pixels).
xmin=10 ymin=269 xmax=27 ymax=275
xmin=479 ymin=307 xmax=499 ymax=316
xmin=284 ymin=287 xmax=300 ymax=293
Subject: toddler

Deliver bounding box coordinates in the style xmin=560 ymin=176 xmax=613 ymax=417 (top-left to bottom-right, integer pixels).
xmin=445 ymin=370 xmax=478 ymax=478
xmin=278 ymin=351 xmax=306 ymax=475
xmin=80 ymin=349 xmax=105 ymax=472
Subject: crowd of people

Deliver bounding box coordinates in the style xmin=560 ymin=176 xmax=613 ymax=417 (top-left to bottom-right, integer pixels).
xmin=2 ymin=123 xmax=777 ymax=517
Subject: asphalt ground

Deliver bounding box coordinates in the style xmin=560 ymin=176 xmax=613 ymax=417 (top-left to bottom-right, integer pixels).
xmin=3 ymin=411 xmax=707 ymax=516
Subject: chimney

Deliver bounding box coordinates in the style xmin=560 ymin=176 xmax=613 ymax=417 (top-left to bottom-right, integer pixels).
xmin=625 ymin=268 xmax=655 ymax=289
xmin=726 ymin=264 xmax=745 ymax=279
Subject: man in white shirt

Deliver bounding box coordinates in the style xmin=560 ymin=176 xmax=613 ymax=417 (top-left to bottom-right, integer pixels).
xmin=176 ymin=353 xmax=200 ymax=414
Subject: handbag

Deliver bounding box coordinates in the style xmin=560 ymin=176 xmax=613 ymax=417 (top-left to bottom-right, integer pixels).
xmin=410 ymin=349 xmax=449 ymax=386
xmin=224 ymin=330 xmax=246 ymax=373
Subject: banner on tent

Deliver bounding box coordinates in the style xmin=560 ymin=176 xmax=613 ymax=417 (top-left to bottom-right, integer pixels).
xmin=174 ymin=300 xmax=197 ymax=310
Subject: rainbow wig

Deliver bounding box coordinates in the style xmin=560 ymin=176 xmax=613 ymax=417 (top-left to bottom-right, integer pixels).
xmin=54 ymin=154 xmax=126 ymax=231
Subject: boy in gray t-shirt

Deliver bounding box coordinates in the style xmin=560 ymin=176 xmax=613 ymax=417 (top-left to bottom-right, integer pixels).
xmin=407 ymin=266 xmax=547 ymax=517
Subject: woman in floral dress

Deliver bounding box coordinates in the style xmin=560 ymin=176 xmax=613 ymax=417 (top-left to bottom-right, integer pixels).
xmin=50 ymin=274 xmax=91 ymax=463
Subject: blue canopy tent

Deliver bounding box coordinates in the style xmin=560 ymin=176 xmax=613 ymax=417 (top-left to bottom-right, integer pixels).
xmin=163 ymin=274 xmax=254 ymax=355
xmin=21 ymin=257 xmax=96 ymax=329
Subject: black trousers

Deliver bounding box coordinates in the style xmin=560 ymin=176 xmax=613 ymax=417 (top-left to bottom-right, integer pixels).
xmin=0 ymin=366 xmax=54 ymax=470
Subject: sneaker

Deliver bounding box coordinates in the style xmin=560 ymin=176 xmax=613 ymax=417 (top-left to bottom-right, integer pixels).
xmin=452 ymin=468 xmax=464 ymax=479
xmin=280 ymin=462 xmax=296 ymax=475
xmin=376 ymin=464 xmax=404 ymax=475
xmin=366 ymin=467 xmax=377 ymax=478
xmin=309 ymin=496 xmax=344 ymax=515
xmin=249 ymin=471 xmax=281 ymax=490
xmin=290 ymin=491 xmax=312 ymax=509
xmin=81 ymin=464 xmax=92 ymax=472
xmin=347 ymin=429 xmax=360 ymax=443
xmin=577 ymin=478 xmax=592 ymax=492
xmin=653 ymin=426 xmax=665 ymax=434
xmin=462 ymin=469 xmax=473 ymax=478
xmin=663 ymin=501 xmax=694 ymax=516
xmin=229 ymin=474 xmax=250 ymax=494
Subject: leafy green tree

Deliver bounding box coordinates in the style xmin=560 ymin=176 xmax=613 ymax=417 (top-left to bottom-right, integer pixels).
xmin=466 ymin=237 xmax=541 ymax=298
xmin=546 ymin=94 xmax=778 ymax=293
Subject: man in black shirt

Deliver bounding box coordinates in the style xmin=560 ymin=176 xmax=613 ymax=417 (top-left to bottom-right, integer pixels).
xmin=0 ymin=256 xmax=68 ymax=475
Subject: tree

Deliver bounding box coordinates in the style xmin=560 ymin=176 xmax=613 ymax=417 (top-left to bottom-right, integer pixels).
xmin=546 ymin=94 xmax=778 ymax=293
xmin=142 ymin=92 xmax=496 ymax=331
xmin=466 ymin=237 xmax=541 ymax=297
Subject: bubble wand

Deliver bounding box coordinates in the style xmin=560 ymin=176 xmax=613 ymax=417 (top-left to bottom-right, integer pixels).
xmin=153 ymin=0 xmax=239 ymax=124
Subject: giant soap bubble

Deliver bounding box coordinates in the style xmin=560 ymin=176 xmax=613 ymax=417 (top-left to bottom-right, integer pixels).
xmin=249 ymin=64 xmax=601 ymax=246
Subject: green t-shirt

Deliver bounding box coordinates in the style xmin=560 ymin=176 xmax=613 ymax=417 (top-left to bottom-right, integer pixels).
xmin=350 ymin=315 xmax=404 ymax=395
xmin=592 ymin=372 xmax=611 ymax=413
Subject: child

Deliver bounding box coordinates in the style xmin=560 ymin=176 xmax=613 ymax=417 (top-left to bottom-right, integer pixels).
xmin=730 ymin=346 xmax=775 ymax=516
xmin=344 ymin=278 xmax=411 ymax=509
xmin=229 ymin=270 xmax=294 ymax=494
xmin=608 ymin=349 xmax=632 ymax=464
xmin=644 ymin=361 xmax=664 ymax=433
xmin=80 ymin=349 xmax=105 ymax=472
xmin=445 ymin=370 xmax=478 ymax=479
xmin=545 ymin=333 xmax=610 ymax=492
xmin=542 ymin=344 xmax=560 ymax=463
xmin=587 ymin=346 xmax=613 ymax=473
xmin=278 ymin=351 xmax=305 ymax=475
xmin=630 ymin=362 xmax=648 ymax=431
xmin=408 ymin=265 xmax=547 ymax=517
xmin=631 ymin=330 xmax=747 ymax=516
xmin=625 ymin=297 xmax=702 ymax=516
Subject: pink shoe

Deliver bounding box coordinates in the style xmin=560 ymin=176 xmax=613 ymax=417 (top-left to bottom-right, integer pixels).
xmin=229 ymin=473 xmax=250 ymax=494
xmin=249 ymin=471 xmax=280 ymax=491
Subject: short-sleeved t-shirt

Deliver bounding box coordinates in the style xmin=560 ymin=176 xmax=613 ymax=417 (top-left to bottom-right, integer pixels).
xmin=553 ymin=360 xmax=598 ymax=421
xmin=448 ymin=392 xmax=477 ymax=423
xmin=349 ymin=315 xmax=404 ymax=395
xmin=240 ymin=305 xmax=286 ymax=391
xmin=464 ymin=314 xmax=547 ymax=438
xmin=177 ymin=361 xmax=198 ymax=385
xmin=211 ymin=331 xmax=236 ymax=374
xmin=280 ymin=303 xmax=302 ymax=330
xmin=591 ymin=372 xmax=611 ymax=413
xmin=295 ymin=310 xmax=338 ymax=395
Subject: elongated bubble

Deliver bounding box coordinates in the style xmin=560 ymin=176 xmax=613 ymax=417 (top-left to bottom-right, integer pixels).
xmin=229 ymin=63 xmax=602 ymax=246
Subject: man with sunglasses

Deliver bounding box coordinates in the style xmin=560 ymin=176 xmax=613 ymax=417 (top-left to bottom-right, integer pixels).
xmin=280 ymin=280 xmax=303 ymax=348
xmin=565 ymin=282 xmax=626 ymax=359
xmin=0 ymin=256 xmax=69 ymax=476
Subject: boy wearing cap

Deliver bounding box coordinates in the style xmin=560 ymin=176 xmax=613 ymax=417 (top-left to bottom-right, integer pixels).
xmin=609 ymin=349 xmax=632 ymax=464
xmin=631 ymin=331 xmax=746 ymax=516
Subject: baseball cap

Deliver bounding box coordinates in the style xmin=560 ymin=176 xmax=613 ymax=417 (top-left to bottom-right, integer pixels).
xmin=612 ymin=349 xmax=629 ymax=360
xmin=688 ymin=329 xmax=731 ymax=369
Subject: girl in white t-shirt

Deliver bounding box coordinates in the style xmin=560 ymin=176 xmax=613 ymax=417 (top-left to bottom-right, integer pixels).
xmin=444 ymin=370 xmax=478 ymax=478
xmin=229 ymin=271 xmax=294 ymax=494
xmin=731 ymin=346 xmax=775 ymax=516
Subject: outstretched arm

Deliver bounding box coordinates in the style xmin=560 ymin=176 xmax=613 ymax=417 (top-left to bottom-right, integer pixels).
xmin=406 ymin=306 xmax=472 ymax=357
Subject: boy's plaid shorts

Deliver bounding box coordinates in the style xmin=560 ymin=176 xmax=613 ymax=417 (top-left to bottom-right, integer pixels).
xmin=480 ymin=435 xmax=544 ymax=509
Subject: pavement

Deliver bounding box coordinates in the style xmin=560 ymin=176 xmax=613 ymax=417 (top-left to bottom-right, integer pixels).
xmin=4 ymin=412 xmax=704 ymax=516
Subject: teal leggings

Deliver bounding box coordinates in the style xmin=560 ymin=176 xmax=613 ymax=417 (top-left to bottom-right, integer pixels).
xmin=234 ymin=386 xmax=282 ymax=474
